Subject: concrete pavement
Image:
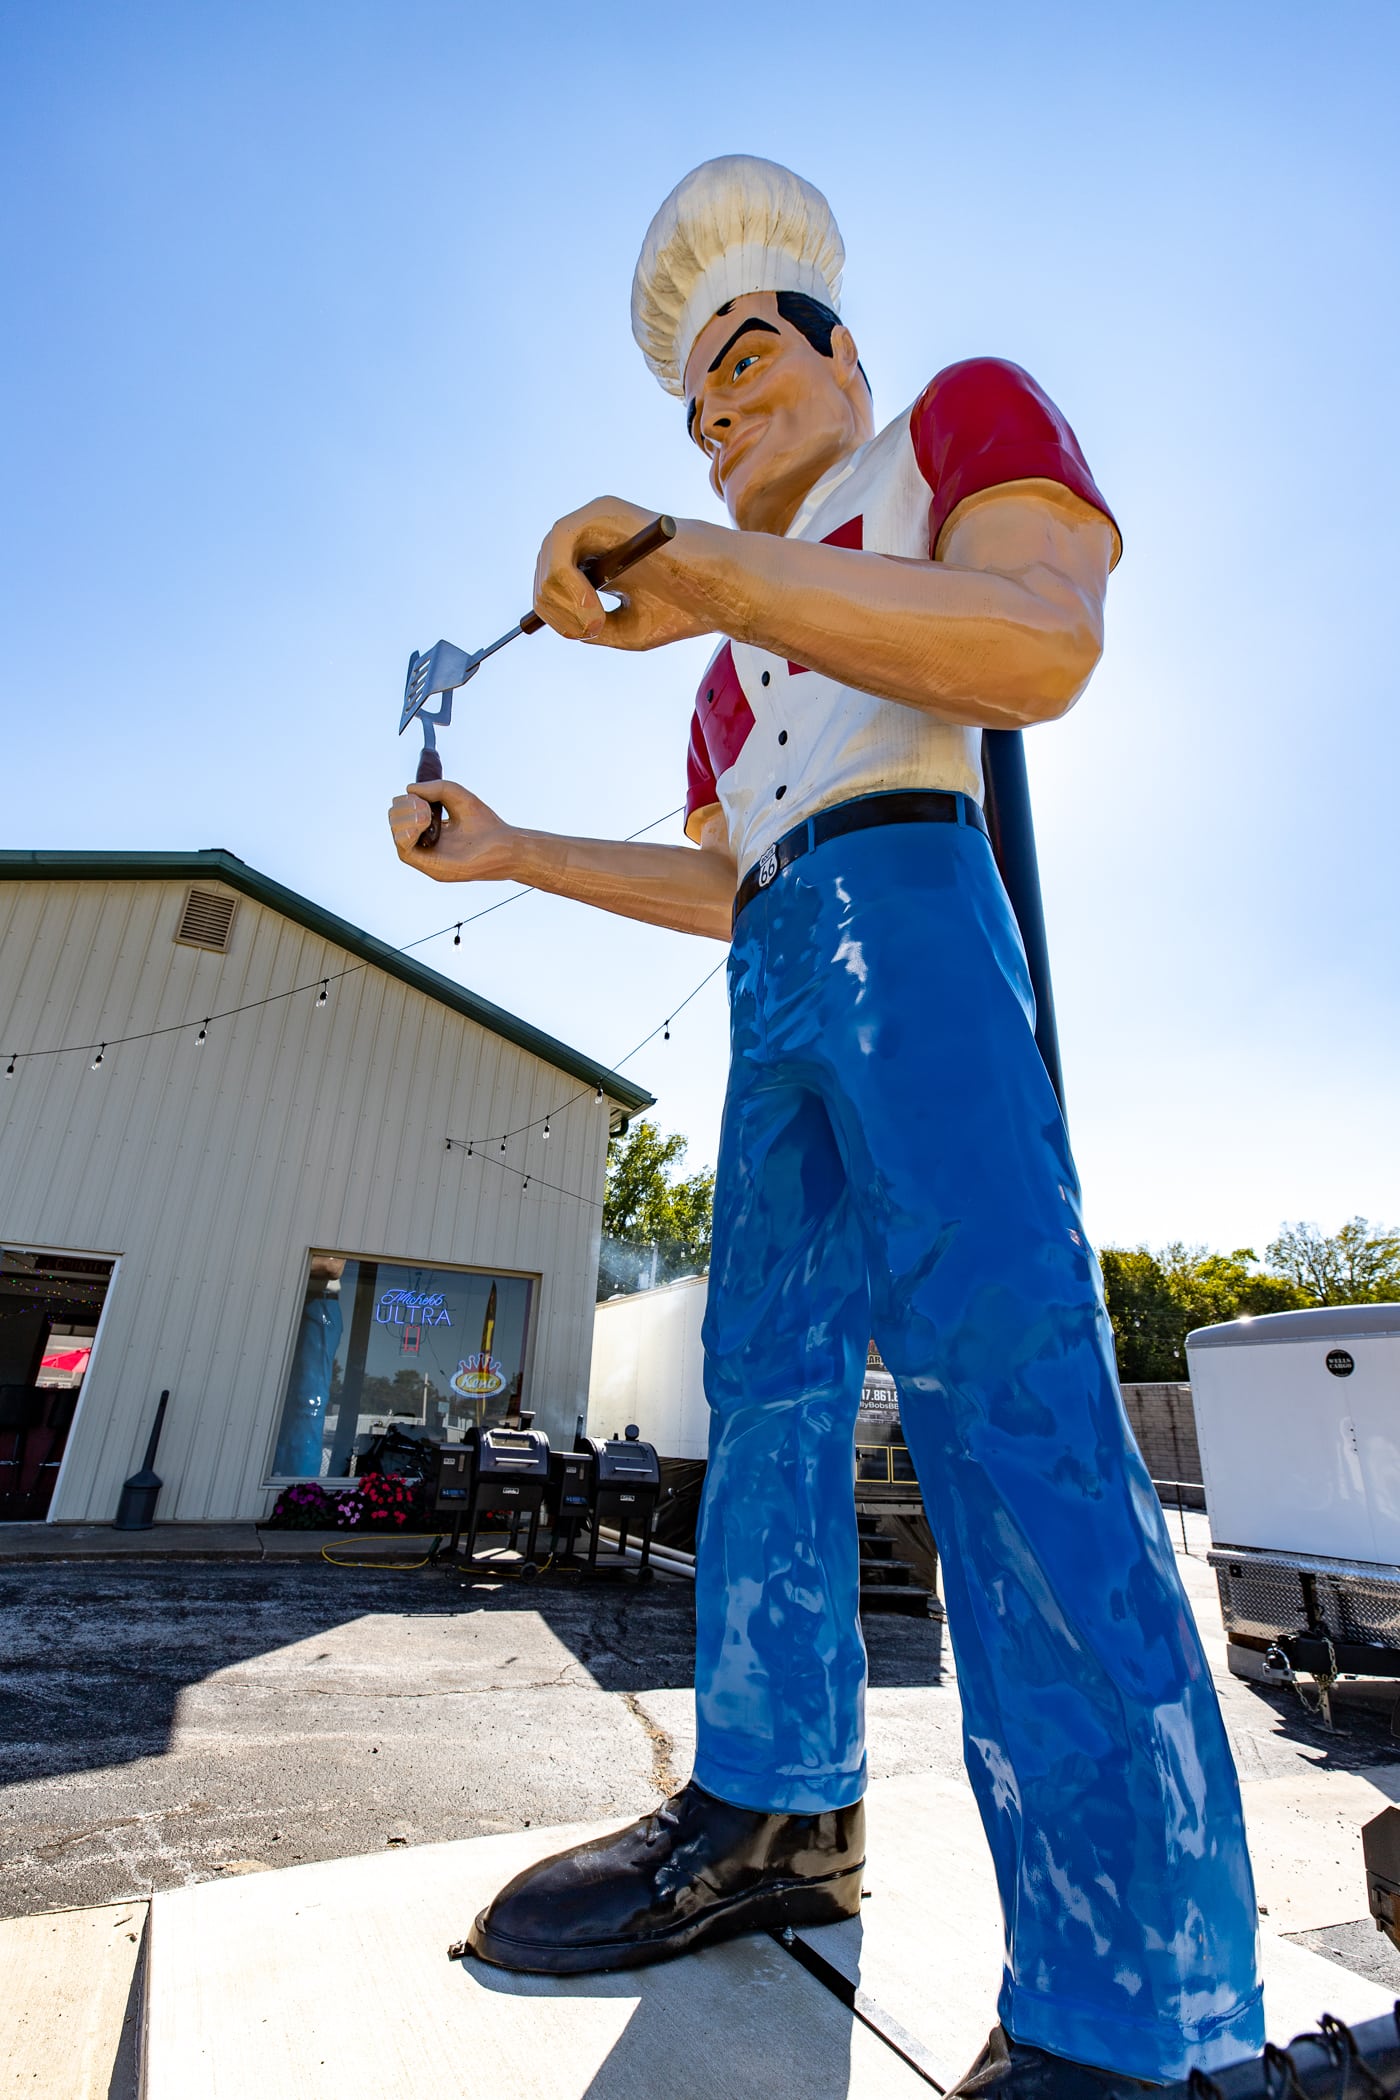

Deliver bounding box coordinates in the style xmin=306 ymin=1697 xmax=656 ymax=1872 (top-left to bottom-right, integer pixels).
xmin=0 ymin=1521 xmax=426 ymax=1561
xmin=136 ymin=1775 xmax=1395 ymax=2100
xmin=4 ymin=1512 xmax=1400 ymax=2094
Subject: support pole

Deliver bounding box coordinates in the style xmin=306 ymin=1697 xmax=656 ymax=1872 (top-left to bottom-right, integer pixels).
xmin=981 ymin=728 xmax=1066 ymax=1118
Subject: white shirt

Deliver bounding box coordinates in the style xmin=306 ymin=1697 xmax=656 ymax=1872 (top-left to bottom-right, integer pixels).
xmin=682 ymin=357 xmax=1117 ymax=874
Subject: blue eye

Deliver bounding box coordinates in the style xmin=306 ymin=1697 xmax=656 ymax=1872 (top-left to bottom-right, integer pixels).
xmin=731 ymin=354 xmax=759 ymax=382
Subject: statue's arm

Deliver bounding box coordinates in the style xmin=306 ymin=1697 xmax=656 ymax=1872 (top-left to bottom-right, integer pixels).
xmin=535 ymin=485 xmax=1114 ymax=729
xmin=718 ymin=483 xmax=1114 ymax=725
xmin=388 ymin=780 xmax=736 ymax=942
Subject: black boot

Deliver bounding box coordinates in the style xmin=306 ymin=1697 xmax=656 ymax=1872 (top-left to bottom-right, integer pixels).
xmin=946 ymin=2025 xmax=1160 ymax=2099
xmin=452 ymin=1780 xmax=865 ymax=1974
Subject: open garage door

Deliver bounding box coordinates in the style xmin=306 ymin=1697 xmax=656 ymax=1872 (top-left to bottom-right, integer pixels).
xmin=0 ymin=1246 xmax=115 ymax=1520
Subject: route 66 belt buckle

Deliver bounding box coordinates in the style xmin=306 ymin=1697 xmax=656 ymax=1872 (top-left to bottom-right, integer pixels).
xmin=757 ymin=844 xmax=779 ymax=889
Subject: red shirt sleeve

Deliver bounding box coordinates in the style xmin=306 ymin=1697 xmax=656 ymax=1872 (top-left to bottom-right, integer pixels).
xmin=684 ymin=705 xmax=720 ymax=842
xmin=910 ymin=358 xmax=1120 ymax=564
xmin=684 ymin=643 xmax=754 ymax=840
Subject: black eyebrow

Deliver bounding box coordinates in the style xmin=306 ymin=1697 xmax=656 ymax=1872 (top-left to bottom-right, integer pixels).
xmin=706 ymin=317 xmax=780 ymax=375
xmin=685 ymin=319 xmax=782 ymax=438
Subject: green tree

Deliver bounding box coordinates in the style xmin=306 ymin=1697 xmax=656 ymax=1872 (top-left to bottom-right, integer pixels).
xmin=600 ymin=1121 xmax=715 ymax=1296
xmin=1265 ymin=1218 xmax=1400 ymax=1304
xmin=1098 ymin=1248 xmax=1185 ymax=1380
xmin=1099 ymin=1242 xmax=1307 ymax=1380
xmin=1162 ymin=1245 xmax=1306 ymax=1329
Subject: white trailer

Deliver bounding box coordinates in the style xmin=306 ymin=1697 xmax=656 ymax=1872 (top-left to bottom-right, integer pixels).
xmin=588 ymin=1275 xmax=918 ymax=1487
xmin=586 ymin=1282 xmax=935 ymax=1612
xmin=1185 ymin=1303 xmax=1400 ymax=1708
xmin=588 ymin=1275 xmax=711 ymax=1460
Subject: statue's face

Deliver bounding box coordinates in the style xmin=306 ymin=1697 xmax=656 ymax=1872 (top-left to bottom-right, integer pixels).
xmin=683 ymin=290 xmax=872 ymax=535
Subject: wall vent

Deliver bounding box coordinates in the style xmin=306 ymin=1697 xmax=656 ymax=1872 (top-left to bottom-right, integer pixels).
xmin=175 ymin=887 xmax=238 ymax=953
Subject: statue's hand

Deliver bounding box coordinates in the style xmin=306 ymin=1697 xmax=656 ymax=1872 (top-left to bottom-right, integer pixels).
xmin=388 ymin=778 xmax=517 ymax=882
xmin=533 ymin=496 xmax=715 ymax=652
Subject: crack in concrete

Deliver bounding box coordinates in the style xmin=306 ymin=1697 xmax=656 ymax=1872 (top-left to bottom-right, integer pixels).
xmin=622 ymin=1691 xmax=683 ymax=1801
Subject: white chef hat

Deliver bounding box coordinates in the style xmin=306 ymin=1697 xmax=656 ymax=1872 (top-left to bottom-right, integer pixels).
xmin=631 ymin=154 xmax=845 ymax=398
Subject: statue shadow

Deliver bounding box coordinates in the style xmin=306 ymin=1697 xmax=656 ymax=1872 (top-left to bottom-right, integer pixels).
xmin=0 ymin=1555 xmax=945 ymax=1789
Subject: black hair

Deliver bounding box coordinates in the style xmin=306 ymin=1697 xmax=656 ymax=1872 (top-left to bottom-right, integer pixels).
xmin=774 ymin=291 xmax=842 ymax=355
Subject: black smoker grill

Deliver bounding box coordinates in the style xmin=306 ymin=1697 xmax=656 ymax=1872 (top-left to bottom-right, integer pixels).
xmin=546 ymin=1448 xmax=596 ymax=1561
xmin=434 ymin=1421 xmax=550 ymax=1565
xmin=572 ymin=1427 xmax=661 ymax=1571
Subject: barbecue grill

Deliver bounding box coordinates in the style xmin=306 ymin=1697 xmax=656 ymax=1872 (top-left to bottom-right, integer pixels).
xmin=573 ymin=1426 xmax=661 ymax=1571
xmin=545 ymin=1448 xmax=596 ymax=1560
xmin=434 ymin=1420 xmax=550 ymax=1566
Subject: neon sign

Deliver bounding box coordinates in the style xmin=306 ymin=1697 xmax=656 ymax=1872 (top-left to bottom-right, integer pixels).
xmin=376 ymin=1289 xmax=452 ymax=1328
xmin=451 ymin=1354 xmax=506 ymax=1399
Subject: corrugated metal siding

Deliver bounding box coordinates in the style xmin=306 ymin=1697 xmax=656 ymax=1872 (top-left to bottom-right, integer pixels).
xmin=0 ymin=878 xmax=613 ymax=1521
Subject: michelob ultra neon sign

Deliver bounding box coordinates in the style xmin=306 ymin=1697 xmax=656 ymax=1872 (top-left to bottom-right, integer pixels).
xmin=376 ymin=1289 xmax=452 ymax=1327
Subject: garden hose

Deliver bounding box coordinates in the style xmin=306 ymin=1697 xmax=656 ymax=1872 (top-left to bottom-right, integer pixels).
xmin=316 ymin=1536 xmax=560 ymax=1579
xmin=319 ymin=1534 xmax=445 ymax=1571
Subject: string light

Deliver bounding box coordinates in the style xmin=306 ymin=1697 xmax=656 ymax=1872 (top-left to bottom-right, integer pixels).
xmin=522 ymin=1176 xmax=530 ymax=1192
xmin=449 ymin=1141 xmax=605 ymax=1212
xmin=443 ymin=954 xmax=728 ymax=1201
xmin=5 ymin=804 xmax=719 ymax=1212
xmin=453 ymin=924 xmax=462 ymax=947
xmin=0 ymin=803 xmax=687 ymax=1080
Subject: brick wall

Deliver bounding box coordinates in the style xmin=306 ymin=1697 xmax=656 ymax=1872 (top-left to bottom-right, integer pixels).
xmin=1120 ymin=1383 xmax=1204 ymax=1509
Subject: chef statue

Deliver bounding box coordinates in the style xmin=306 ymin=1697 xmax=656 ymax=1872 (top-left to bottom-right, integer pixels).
xmin=390 ymin=156 xmax=1263 ymax=2096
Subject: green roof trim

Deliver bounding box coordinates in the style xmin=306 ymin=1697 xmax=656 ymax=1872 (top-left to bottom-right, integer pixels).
xmin=0 ymin=849 xmax=655 ymax=1114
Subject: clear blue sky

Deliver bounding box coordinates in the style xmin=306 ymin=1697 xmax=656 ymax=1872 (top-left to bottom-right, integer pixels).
xmin=3 ymin=1 xmax=1396 ymax=1254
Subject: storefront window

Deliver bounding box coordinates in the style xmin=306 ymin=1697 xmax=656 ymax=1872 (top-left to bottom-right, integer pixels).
xmin=270 ymin=1253 xmax=535 ymax=1479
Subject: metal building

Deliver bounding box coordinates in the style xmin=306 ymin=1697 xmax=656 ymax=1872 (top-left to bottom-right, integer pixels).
xmin=0 ymin=850 xmax=652 ymax=1524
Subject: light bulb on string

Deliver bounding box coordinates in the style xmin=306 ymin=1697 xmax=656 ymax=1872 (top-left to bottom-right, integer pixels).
xmin=467 ymin=1141 xmax=473 ymax=1157
xmin=0 ymin=835 xmax=722 ymax=1128
xmin=500 ymin=1136 xmax=506 ymax=1152
xmin=453 ymin=924 xmax=462 ymax=947
xmin=522 ymin=1176 xmax=530 ymax=1193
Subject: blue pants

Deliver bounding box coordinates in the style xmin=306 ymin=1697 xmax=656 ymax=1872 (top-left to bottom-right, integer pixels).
xmin=694 ymin=810 xmax=1262 ymax=2081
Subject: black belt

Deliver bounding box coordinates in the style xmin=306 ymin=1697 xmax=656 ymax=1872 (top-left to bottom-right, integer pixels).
xmin=733 ymin=789 xmax=988 ymax=927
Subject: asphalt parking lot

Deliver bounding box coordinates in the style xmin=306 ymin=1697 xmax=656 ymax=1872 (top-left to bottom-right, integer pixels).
xmin=0 ymin=1557 xmax=952 ymax=1917
xmin=4 ymin=1530 xmax=1400 ymax=2001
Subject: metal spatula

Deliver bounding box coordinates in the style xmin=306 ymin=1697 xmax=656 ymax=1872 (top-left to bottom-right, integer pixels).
xmin=400 ymin=514 xmax=676 ymax=849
